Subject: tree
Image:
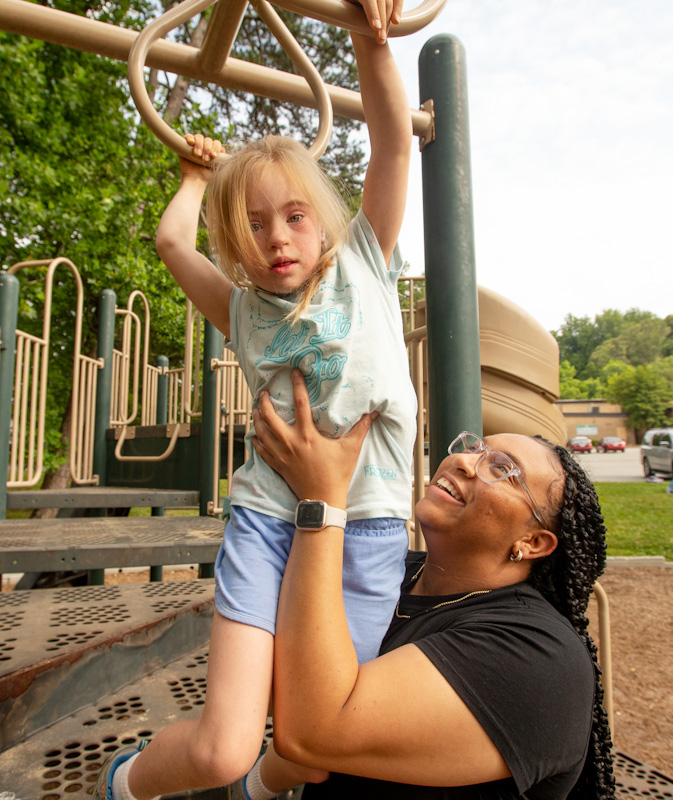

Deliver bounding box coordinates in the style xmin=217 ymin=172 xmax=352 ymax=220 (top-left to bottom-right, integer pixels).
xmin=552 ymin=314 xmax=605 ymax=378
xmin=559 ymin=360 xmax=584 ymax=399
xmin=651 ymin=356 xmax=673 ymax=395
xmin=605 ymin=366 xmax=671 ymax=432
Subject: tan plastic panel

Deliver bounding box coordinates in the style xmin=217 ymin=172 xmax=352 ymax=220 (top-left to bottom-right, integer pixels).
xmin=416 ymin=286 xmax=567 ymax=444
xmin=478 ymin=285 xmax=560 ymax=400
xmin=482 ymin=371 xmax=567 ymax=445
xmin=478 ymin=286 xmax=566 ymax=444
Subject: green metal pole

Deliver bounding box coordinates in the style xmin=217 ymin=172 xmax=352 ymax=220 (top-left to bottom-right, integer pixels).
xmin=199 ymin=320 xmax=222 ymax=578
xmin=89 ymin=289 xmax=116 ymax=585
xmin=419 ymin=34 xmax=482 ymax=476
xmin=155 ymin=354 xmax=169 ymax=426
xmin=150 ymin=355 xmax=170 ymax=581
xmin=0 ymin=273 xmax=19 ymax=521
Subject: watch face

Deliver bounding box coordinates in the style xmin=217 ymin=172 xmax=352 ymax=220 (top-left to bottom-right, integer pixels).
xmin=296 ymin=500 xmax=326 ymax=529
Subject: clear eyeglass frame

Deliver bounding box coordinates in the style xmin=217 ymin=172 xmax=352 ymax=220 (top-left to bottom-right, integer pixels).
xmin=447 ymin=431 xmax=548 ymax=528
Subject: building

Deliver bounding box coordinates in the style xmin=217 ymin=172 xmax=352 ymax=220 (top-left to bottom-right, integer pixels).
xmin=555 ymin=399 xmax=634 ymax=445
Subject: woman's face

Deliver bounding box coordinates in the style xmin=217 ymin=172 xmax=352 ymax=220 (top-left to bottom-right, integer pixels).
xmin=416 ymin=434 xmax=562 ymax=558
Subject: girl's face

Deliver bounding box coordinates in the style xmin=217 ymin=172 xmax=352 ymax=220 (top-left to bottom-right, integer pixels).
xmin=244 ymin=164 xmax=323 ymax=295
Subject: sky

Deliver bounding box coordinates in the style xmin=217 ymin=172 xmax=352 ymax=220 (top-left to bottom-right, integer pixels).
xmin=386 ymin=0 xmax=673 ymax=333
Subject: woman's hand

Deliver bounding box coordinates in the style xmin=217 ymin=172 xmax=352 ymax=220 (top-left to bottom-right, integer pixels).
xmin=252 ymin=369 xmax=377 ymax=507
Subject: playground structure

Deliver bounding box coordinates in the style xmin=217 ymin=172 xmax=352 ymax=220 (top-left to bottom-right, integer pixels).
xmin=0 ymin=0 xmax=670 ymax=797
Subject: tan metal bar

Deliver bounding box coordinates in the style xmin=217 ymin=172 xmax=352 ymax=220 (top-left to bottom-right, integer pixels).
xmin=0 ymin=0 xmax=433 ymax=141
xmin=592 ymin=581 xmax=614 ymax=735
xmin=273 ymin=0 xmax=446 ymax=38
xmin=183 ymin=303 xmax=202 ymax=420
xmin=7 ymin=258 xmax=98 ymax=487
xmin=126 ymin=291 xmax=153 ymax=426
xmin=113 ymin=420 xmax=185 ymax=462
xmin=405 ymin=324 xmax=427 ymax=549
xmin=112 ymin=308 xmax=142 ymax=426
xmin=198 ymin=0 xmax=249 ymax=75
xmin=252 ymin=0 xmax=333 ymax=157
xmin=128 ymin=0 xmax=333 ymax=160
xmin=210 ymin=355 xmax=253 ymax=516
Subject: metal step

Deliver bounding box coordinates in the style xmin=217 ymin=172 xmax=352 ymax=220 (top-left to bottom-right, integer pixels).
xmin=0 ymin=644 xmax=302 ymax=800
xmin=0 ymin=516 xmax=223 ymax=574
xmin=6 ymin=488 xmax=200 ymax=510
xmin=1 ymin=581 xmax=215 ymax=752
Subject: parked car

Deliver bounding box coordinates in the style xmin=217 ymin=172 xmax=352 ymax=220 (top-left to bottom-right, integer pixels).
xmin=641 ymin=428 xmax=673 ymax=477
xmin=597 ymin=436 xmax=626 ymax=453
xmin=568 ymin=436 xmax=593 ymax=453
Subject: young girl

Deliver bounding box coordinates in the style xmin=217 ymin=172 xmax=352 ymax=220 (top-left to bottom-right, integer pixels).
xmin=95 ymin=19 xmax=415 ymax=800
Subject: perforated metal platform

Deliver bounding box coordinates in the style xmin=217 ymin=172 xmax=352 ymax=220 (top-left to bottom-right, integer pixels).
xmin=0 ymin=516 xmax=223 ymax=573
xmin=615 ymin=751 xmax=673 ymax=798
xmin=1 ymin=581 xmax=215 ymax=751
xmin=0 ymin=644 xmax=213 ymax=797
xmin=0 ymin=644 xmax=290 ymax=800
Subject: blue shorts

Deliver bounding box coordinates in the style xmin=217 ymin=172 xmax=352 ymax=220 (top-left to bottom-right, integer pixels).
xmin=214 ymin=505 xmax=409 ymax=663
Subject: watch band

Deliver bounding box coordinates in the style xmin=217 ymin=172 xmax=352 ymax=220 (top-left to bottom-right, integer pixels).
xmin=321 ymin=503 xmax=348 ymax=530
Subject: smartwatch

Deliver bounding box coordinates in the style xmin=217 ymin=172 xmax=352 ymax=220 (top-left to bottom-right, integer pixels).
xmin=295 ymin=500 xmax=347 ymax=532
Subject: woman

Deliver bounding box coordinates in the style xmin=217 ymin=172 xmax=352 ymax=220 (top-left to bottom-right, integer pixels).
xmin=250 ymin=369 xmax=615 ymax=800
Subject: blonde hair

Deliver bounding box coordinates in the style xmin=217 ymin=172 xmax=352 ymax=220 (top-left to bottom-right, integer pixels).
xmin=206 ymin=135 xmax=351 ymax=320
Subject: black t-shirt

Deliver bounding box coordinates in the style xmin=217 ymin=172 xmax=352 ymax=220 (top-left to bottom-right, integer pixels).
xmin=302 ymin=553 xmax=594 ymax=800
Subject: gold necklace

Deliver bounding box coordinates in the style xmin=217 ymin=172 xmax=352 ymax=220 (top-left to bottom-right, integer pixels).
xmin=394 ymin=562 xmax=491 ymax=619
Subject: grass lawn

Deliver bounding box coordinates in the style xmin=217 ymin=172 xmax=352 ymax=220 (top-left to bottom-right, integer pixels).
xmin=595 ymin=482 xmax=673 ymax=561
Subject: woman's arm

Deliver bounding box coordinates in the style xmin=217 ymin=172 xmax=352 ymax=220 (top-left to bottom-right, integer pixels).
xmin=253 ymin=372 xmax=509 ymax=786
xmin=352 ymin=30 xmax=412 ymax=267
xmin=156 ymin=134 xmax=233 ymax=338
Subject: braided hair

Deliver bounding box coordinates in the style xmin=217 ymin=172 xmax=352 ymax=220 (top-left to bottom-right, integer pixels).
xmin=528 ymin=437 xmax=615 ymax=800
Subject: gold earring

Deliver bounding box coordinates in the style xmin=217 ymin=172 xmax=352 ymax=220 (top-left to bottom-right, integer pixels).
xmin=510 ymin=549 xmax=523 ymax=563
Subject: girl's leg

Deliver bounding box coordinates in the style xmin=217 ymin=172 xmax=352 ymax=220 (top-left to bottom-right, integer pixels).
xmin=127 ymin=612 xmax=274 ymax=800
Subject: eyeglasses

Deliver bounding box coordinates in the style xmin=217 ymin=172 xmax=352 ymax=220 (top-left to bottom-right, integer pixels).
xmin=447 ymin=431 xmax=548 ymax=528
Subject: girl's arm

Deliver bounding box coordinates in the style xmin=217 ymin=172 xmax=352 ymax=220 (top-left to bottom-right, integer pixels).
xmin=352 ymin=29 xmax=412 ymax=267
xmin=252 ymin=372 xmax=509 ymax=787
xmin=156 ymin=135 xmax=233 ymax=338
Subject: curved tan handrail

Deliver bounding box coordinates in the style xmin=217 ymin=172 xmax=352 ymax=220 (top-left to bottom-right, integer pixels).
xmin=405 ymin=324 xmax=427 ymax=547
xmin=114 ymin=421 xmax=184 ymax=462
xmin=273 ymin=0 xmax=447 ymax=38
xmin=128 ymin=0 xmax=333 ymax=161
xmin=7 ymin=258 xmax=101 ymax=486
xmin=112 ymin=308 xmax=142 ymax=426
xmin=592 ymin=581 xmax=614 ymax=734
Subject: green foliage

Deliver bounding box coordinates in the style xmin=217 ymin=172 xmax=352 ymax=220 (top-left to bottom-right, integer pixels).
xmin=605 ymin=365 xmax=671 ymax=430
xmin=596 ymin=482 xmax=673 ymax=560
xmin=552 ymin=313 xmax=607 ymax=378
xmin=559 ymin=360 xmax=584 ymax=399
xmin=651 ymin=356 xmax=673 ymax=393
xmin=553 ymin=308 xmax=671 ymax=380
xmin=555 ymin=310 xmax=673 ymax=422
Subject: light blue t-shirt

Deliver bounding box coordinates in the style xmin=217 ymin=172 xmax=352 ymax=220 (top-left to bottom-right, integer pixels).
xmin=226 ymin=208 xmax=417 ymax=523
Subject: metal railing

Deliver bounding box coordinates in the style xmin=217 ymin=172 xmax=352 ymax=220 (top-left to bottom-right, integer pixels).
xmin=6 ymin=258 xmax=102 ymax=487
xmin=209 ymin=356 xmax=253 ymax=516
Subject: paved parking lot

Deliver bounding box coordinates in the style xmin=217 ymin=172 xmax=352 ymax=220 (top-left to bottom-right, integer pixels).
xmin=572 ymin=446 xmax=645 ymax=482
